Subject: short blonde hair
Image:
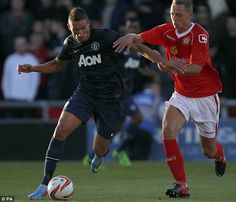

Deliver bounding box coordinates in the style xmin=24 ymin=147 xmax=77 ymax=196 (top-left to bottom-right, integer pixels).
xmin=172 ymin=0 xmax=193 ymax=13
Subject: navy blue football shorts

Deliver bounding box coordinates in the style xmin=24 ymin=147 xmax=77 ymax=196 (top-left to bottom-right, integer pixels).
xmin=64 ymin=90 xmax=123 ymax=140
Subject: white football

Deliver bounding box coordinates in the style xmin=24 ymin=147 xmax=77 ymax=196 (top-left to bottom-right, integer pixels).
xmin=47 ymin=175 xmax=74 ymax=200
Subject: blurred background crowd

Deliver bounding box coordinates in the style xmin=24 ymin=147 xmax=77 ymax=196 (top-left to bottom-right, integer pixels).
xmin=0 ymin=0 xmax=236 ymax=116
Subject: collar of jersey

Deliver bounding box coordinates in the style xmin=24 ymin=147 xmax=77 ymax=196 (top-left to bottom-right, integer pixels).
xmin=175 ymin=22 xmax=194 ymax=39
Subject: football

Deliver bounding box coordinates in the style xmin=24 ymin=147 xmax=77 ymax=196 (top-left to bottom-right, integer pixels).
xmin=47 ymin=175 xmax=74 ymax=200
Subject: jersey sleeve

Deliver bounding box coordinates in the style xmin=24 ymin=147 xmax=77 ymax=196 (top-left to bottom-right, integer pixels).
xmin=140 ymin=23 xmax=171 ymax=46
xmin=190 ymin=29 xmax=209 ymax=66
xmin=57 ymin=36 xmax=74 ymax=61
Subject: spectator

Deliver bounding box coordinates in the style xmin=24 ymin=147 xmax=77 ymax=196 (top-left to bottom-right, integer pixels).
xmin=32 ymin=20 xmax=50 ymax=42
xmin=194 ymin=2 xmax=221 ymax=58
xmin=207 ymin=0 xmax=228 ymax=19
xmin=53 ymin=0 xmax=74 ymax=24
xmin=28 ymin=32 xmax=49 ymax=99
xmin=47 ymin=19 xmax=68 ymax=59
xmin=1 ymin=36 xmax=39 ymax=117
xmin=28 ymin=0 xmax=55 ymax=21
xmin=120 ymin=17 xmax=159 ymax=94
xmin=226 ymin=0 xmax=236 ymax=17
xmin=77 ymin=0 xmax=103 ymax=26
xmin=0 ymin=0 xmax=34 ymax=61
xmin=46 ymin=19 xmax=75 ymax=100
xmin=136 ymin=0 xmax=165 ymax=30
xmin=0 ymin=0 xmax=10 ymax=17
xmin=101 ymin=0 xmax=128 ymax=31
xmin=215 ymin=16 xmax=236 ymax=98
xmin=29 ymin=33 xmax=48 ymax=63
xmin=163 ymin=7 xmax=171 ymax=23
xmin=118 ymin=7 xmax=139 ymax=34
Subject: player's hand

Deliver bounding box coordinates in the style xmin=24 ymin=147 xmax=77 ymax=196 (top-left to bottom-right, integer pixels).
xmin=17 ymin=64 xmax=32 ymax=74
xmin=167 ymin=60 xmax=186 ymax=75
xmin=157 ymin=59 xmax=186 ymax=75
xmin=113 ymin=34 xmax=137 ymax=53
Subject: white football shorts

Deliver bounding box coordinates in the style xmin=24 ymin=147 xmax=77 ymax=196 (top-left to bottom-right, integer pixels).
xmin=166 ymin=91 xmax=220 ymax=138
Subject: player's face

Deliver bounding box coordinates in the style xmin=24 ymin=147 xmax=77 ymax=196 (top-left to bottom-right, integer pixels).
xmin=170 ymin=4 xmax=192 ymax=33
xmin=68 ymin=19 xmax=91 ymax=43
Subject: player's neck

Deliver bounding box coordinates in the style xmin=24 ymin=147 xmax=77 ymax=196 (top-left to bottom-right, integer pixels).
xmin=176 ymin=22 xmax=193 ymax=34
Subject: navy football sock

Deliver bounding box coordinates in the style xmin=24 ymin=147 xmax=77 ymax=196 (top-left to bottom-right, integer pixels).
xmin=42 ymin=137 xmax=65 ymax=185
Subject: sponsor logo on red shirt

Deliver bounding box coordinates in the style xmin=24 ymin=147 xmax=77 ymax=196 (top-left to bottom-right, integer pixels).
xmin=198 ymin=34 xmax=207 ymax=43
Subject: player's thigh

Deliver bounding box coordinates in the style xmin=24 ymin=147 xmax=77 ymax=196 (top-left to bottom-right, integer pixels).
xmin=162 ymin=105 xmax=186 ymax=139
xmin=54 ymin=91 xmax=93 ymax=139
xmin=163 ymin=92 xmax=189 ymax=139
xmin=64 ymin=90 xmax=93 ymax=123
xmin=95 ymin=103 xmax=123 ymax=140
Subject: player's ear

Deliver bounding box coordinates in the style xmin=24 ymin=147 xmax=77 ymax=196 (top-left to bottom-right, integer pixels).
xmin=189 ymin=9 xmax=193 ymax=19
xmin=67 ymin=23 xmax=71 ymax=31
xmin=87 ymin=19 xmax=91 ymax=27
xmin=67 ymin=20 xmax=73 ymax=32
xmin=190 ymin=12 xmax=193 ymax=19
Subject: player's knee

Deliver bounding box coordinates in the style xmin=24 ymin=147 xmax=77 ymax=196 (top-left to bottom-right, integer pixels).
xmin=162 ymin=125 xmax=176 ymax=139
xmin=54 ymin=124 xmax=69 ymax=141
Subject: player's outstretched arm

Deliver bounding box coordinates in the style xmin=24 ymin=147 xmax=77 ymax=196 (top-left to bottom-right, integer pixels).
xmin=17 ymin=58 xmax=68 ymax=74
xmin=159 ymin=58 xmax=186 ymax=75
xmin=133 ymin=43 xmax=185 ymax=75
xmin=183 ymin=64 xmax=202 ymax=75
xmin=113 ymin=33 xmax=143 ymax=53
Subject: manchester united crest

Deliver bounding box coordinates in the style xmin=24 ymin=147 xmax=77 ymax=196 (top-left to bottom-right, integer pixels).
xmin=91 ymin=42 xmax=100 ymax=51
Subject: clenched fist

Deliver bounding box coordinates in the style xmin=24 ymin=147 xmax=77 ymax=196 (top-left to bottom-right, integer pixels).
xmin=17 ymin=64 xmax=32 ymax=74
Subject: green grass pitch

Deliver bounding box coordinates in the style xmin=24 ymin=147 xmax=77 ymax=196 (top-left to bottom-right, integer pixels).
xmin=0 ymin=161 xmax=235 ymax=202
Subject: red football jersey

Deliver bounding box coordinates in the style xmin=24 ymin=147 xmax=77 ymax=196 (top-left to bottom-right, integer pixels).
xmin=141 ymin=23 xmax=222 ymax=98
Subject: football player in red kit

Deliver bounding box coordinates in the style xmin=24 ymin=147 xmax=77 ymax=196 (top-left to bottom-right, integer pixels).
xmin=113 ymin=0 xmax=226 ymax=198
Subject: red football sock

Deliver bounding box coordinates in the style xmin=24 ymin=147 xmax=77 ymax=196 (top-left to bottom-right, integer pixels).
xmin=214 ymin=143 xmax=225 ymax=161
xmin=163 ymin=139 xmax=186 ymax=184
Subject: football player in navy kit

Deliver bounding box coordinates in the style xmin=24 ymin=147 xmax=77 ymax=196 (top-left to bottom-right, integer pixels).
xmin=18 ymin=7 xmax=126 ymax=200
xmin=18 ymin=7 xmax=184 ymax=200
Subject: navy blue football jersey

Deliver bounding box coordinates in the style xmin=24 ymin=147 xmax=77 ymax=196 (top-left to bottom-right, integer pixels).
xmin=57 ymin=28 xmax=125 ymax=102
